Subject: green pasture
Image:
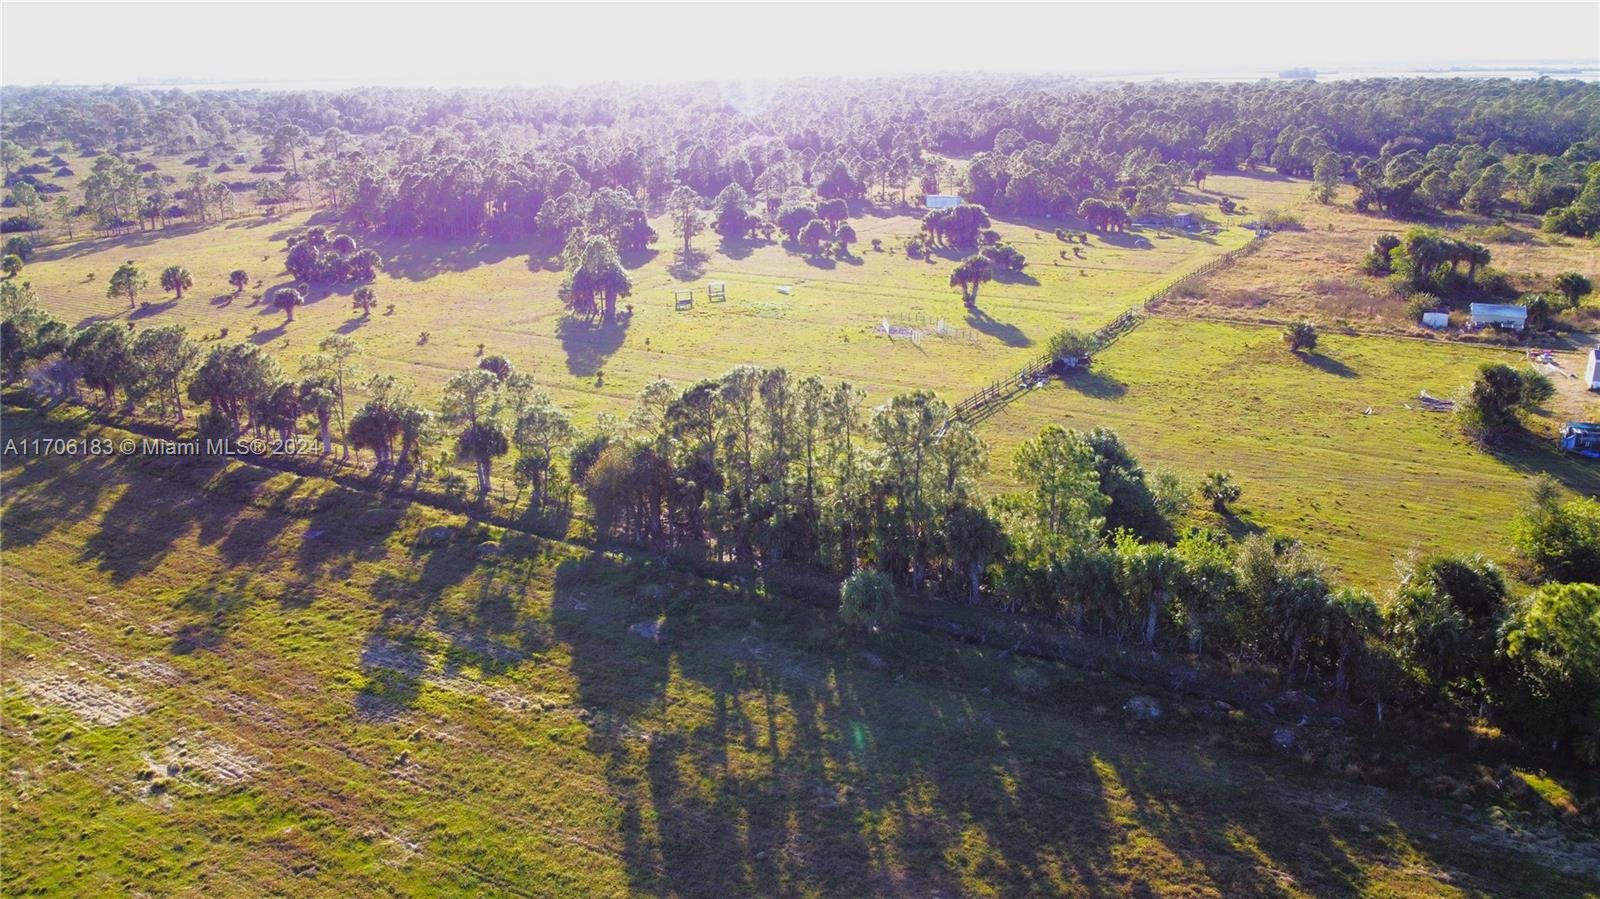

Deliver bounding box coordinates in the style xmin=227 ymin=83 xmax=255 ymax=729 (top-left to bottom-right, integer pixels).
xmin=3 ymin=407 xmax=1593 ymax=897
xmin=20 ymin=186 xmax=1252 ymax=423
xmin=976 ymin=318 xmax=1600 ymax=589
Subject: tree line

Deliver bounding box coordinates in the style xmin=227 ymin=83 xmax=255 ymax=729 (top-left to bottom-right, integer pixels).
xmin=4 ymin=273 xmax=1595 ymax=763
xmin=6 ymin=77 xmax=1598 ymax=247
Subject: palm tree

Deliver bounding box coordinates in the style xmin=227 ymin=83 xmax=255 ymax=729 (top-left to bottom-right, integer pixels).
xmin=1323 ymin=587 xmax=1381 ymax=693
xmin=950 ymin=255 xmax=993 ymax=308
xmin=351 ymin=286 xmax=377 ymax=317
xmin=1114 ymin=532 xmax=1181 ymax=647
xmin=1201 ymin=471 xmax=1241 ymax=514
xmin=456 ymin=420 xmax=509 ymax=499
xmin=274 ymin=287 xmax=302 ymax=322
xmin=946 ymin=504 xmax=1005 ymax=604
xmin=1554 ymin=271 xmax=1592 ymax=308
xmin=159 ymin=265 xmax=192 ymax=299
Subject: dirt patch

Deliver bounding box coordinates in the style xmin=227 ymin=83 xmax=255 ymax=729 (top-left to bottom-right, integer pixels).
xmin=146 ymin=733 xmax=261 ymax=789
xmin=17 ymin=669 xmax=148 ymax=726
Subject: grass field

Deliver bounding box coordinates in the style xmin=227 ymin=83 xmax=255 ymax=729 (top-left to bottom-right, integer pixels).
xmin=1163 ymin=176 xmax=1600 ymax=335
xmin=20 ymin=184 xmax=1252 ymax=426
xmin=4 ymin=406 xmax=1597 ymax=897
xmin=17 ymin=170 xmax=1598 ymax=590
xmin=975 ymin=318 xmax=1600 ymax=589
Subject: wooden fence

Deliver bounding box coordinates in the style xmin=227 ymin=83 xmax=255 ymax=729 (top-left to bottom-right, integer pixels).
xmin=943 ymin=232 xmax=1269 ymax=430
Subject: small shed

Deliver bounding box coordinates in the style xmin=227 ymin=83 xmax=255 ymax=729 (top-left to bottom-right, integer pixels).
xmin=1561 ymin=422 xmax=1600 ymax=458
xmin=1420 ymin=311 xmax=1449 ymax=329
xmin=1586 ymin=348 xmax=1600 ymax=390
xmin=1469 ymin=303 xmax=1527 ymax=331
xmin=924 ymin=194 xmax=961 ymax=210
xmin=1171 ymin=212 xmax=1197 ymax=229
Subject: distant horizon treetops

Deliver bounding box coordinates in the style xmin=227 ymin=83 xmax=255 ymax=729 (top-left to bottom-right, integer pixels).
xmin=3 ymin=76 xmax=1596 ymax=248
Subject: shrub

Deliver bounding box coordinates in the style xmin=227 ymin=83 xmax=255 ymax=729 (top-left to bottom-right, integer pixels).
xmin=1403 ymin=292 xmax=1441 ymax=321
xmin=1361 ymin=252 xmax=1392 ymax=276
xmin=1519 ymin=368 xmax=1555 ymax=409
xmin=1257 ymin=208 xmax=1303 ymax=231
xmin=1283 ymin=320 xmax=1317 ymax=352
xmin=1200 ymin=471 xmax=1241 ymax=513
xmin=3 ymin=235 xmax=36 ymax=261
xmin=1456 ymin=362 xmax=1531 ymax=443
xmin=1511 ymin=480 xmax=1600 ymax=584
xmin=1500 ymin=582 xmax=1600 ymax=764
xmin=1047 ymin=328 xmax=1095 ymax=362
xmin=839 ymin=570 xmax=895 ymax=632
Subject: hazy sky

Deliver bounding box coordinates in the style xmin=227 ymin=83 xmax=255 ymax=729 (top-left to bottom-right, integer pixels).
xmin=3 ymin=2 xmax=1597 ymax=88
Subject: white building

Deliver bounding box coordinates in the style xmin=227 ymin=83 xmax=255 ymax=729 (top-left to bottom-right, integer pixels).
xmin=1469 ymin=303 xmax=1528 ymax=331
xmin=1586 ymin=348 xmax=1600 ymax=391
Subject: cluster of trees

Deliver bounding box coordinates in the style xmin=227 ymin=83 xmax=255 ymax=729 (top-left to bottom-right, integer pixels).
xmin=1343 ymin=139 xmax=1600 ymax=233
xmin=771 ymin=196 xmax=858 ymax=257
xmin=284 ymin=226 xmax=381 ymax=284
xmin=919 ymin=203 xmax=991 ymax=248
xmin=1455 ymin=361 xmax=1555 ymax=445
xmin=1077 ymin=197 xmax=1132 ymax=232
xmin=1363 ymin=227 xmax=1593 ymax=326
xmin=1362 ymin=227 xmax=1493 ymax=292
xmin=563 ymin=370 xmax=1598 ymax=761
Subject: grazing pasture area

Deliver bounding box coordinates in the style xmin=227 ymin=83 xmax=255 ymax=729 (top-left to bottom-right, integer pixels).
xmin=976 ymin=318 xmax=1600 ymax=589
xmin=20 ymin=189 xmax=1254 ymax=424
xmin=3 ymin=406 xmax=1596 ymax=898
xmin=1164 ymin=175 xmax=1600 ymax=335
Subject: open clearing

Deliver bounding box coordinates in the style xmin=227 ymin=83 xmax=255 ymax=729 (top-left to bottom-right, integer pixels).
xmin=976 ymin=318 xmax=1600 ymax=588
xmin=17 ymin=172 xmax=1597 ymax=588
xmin=3 ymin=406 xmax=1597 ymax=897
xmin=1161 ymin=176 xmax=1600 ymax=336
xmin=21 ymin=187 xmax=1251 ymax=425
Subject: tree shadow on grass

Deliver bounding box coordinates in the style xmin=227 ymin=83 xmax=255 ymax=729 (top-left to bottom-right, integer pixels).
xmin=369 ymin=233 xmax=531 ymax=282
xmin=168 ymin=572 xmax=257 ymax=655
xmin=620 ymin=247 xmax=660 ymax=270
xmin=966 ymin=306 xmax=1031 ymax=348
xmin=557 ymin=314 xmax=629 ymax=377
xmin=716 ymin=236 xmax=767 ymax=261
xmin=1060 ymin=367 xmax=1128 ymax=399
xmin=1217 ymin=508 xmax=1267 ymax=542
xmin=0 ymin=433 xmax=119 ymax=550
xmin=993 ymin=268 xmax=1039 ymax=286
xmin=1094 ymin=230 xmax=1156 ymax=250
xmin=247 ymin=321 xmax=288 ymax=344
xmin=1480 ymin=431 xmax=1600 ymax=498
xmin=129 ymin=299 xmax=178 ymax=320
xmin=545 ymin=550 xmax=1132 ymax=897
xmin=32 ymin=222 xmax=210 ymax=261
xmin=668 ymin=248 xmax=709 ymax=281
xmin=1298 ymin=350 xmax=1357 ymax=378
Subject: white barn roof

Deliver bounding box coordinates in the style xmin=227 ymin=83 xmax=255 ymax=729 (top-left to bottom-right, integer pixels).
xmin=1469 ymin=303 xmax=1527 ymax=322
xmin=925 ymin=194 xmax=962 ymax=209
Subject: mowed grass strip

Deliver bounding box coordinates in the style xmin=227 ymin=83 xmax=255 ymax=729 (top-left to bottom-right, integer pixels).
xmin=3 ymin=407 xmax=1597 ymax=897
xmin=976 ymin=318 xmax=1600 ymax=588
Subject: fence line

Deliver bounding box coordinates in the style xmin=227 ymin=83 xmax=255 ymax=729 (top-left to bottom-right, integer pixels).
xmin=943 ymin=232 xmax=1269 ymax=430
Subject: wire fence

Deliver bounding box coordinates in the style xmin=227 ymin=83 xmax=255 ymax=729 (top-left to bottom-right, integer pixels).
xmin=944 ymin=232 xmax=1269 ymax=429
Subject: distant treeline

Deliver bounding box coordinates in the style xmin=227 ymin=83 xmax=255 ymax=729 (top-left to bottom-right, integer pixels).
xmin=4 ymin=77 xmax=1599 ymax=240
